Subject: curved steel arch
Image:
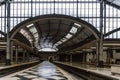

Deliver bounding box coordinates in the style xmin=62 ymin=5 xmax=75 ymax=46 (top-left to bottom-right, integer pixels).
xmin=9 ymin=14 xmax=100 ymax=40
xmin=0 ymin=30 xmax=6 ymax=37
xmin=104 ymin=27 xmax=120 ymax=37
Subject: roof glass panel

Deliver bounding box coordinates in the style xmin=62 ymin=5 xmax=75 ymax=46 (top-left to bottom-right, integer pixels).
xmin=34 ymin=33 xmax=38 ymax=38
xmin=20 ymin=29 xmax=26 ymax=34
xmin=61 ymin=38 xmax=67 ymax=42
xmin=70 ymin=26 xmax=78 ymax=34
xmin=39 ymin=48 xmax=57 ymax=52
xmin=29 ymin=27 xmax=37 ymax=34
xmin=54 ymin=43 xmax=59 ymax=46
xmin=65 ymin=33 xmax=73 ymax=39
xmin=20 ymin=29 xmax=33 ymax=43
xmin=57 ymin=41 xmax=63 ymax=44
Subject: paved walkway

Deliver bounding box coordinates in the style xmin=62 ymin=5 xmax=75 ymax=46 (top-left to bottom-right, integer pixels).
xmin=0 ymin=61 xmax=73 ymax=80
xmin=56 ymin=62 xmax=120 ymax=79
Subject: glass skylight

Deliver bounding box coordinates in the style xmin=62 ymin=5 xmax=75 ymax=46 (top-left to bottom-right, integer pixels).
xmin=26 ymin=23 xmax=39 ymax=49
xmin=61 ymin=38 xmax=67 ymax=42
xmin=39 ymin=48 xmax=57 ymax=52
xmin=55 ymin=43 xmax=59 ymax=46
xmin=57 ymin=41 xmax=63 ymax=45
xmin=70 ymin=27 xmax=77 ymax=34
xmin=65 ymin=33 xmax=73 ymax=39
xmin=39 ymin=41 xmax=58 ymax=52
xmin=34 ymin=33 xmax=38 ymax=38
xmin=20 ymin=29 xmax=33 ymax=43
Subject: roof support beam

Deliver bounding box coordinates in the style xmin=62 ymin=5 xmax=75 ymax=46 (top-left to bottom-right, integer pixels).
xmin=59 ymin=35 xmax=95 ymax=51
xmin=49 ymin=20 xmax=61 ymax=44
xmin=12 ymin=39 xmax=33 ymax=52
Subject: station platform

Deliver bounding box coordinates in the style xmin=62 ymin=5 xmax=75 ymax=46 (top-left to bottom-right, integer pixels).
xmin=54 ymin=61 xmax=120 ymax=80
xmin=0 ymin=61 xmax=74 ymax=80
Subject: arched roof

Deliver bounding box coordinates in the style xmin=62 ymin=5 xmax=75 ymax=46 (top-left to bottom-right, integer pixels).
xmin=10 ymin=14 xmax=100 ymax=52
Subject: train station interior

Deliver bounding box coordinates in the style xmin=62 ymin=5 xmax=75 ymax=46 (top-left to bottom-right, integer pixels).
xmin=0 ymin=0 xmax=120 ymax=80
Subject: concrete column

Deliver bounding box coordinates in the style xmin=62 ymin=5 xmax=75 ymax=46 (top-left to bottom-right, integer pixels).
xmin=65 ymin=55 xmax=67 ymax=62
xmin=103 ymin=51 xmax=107 ymax=63
xmin=70 ymin=54 xmax=72 ymax=63
xmin=113 ymin=50 xmax=116 ymax=59
xmin=106 ymin=49 xmax=111 ymax=65
xmin=112 ymin=50 xmax=116 ymax=64
xmin=27 ymin=52 xmax=29 ymax=62
xmin=96 ymin=41 xmax=101 ymax=66
xmin=23 ymin=50 xmax=26 ymax=62
xmin=92 ymin=52 xmax=96 ymax=64
xmin=15 ymin=46 xmax=18 ymax=63
xmin=86 ymin=53 xmax=89 ymax=63
xmin=83 ymin=52 xmax=86 ymax=64
xmin=10 ymin=41 xmax=13 ymax=64
xmin=6 ymin=39 xmax=11 ymax=65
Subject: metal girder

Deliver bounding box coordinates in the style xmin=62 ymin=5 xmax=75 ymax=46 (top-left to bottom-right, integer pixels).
xmin=103 ymin=0 xmax=120 ymax=9
xmin=14 ymin=32 xmax=32 ymax=47
xmin=104 ymin=27 xmax=120 ymax=37
xmin=0 ymin=30 xmax=6 ymax=37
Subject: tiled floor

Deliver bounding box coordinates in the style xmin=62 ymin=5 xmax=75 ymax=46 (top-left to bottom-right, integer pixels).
xmin=0 ymin=61 xmax=73 ymax=80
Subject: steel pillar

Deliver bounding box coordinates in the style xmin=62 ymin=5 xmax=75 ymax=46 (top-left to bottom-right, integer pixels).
xmin=23 ymin=50 xmax=26 ymax=62
xmin=6 ymin=0 xmax=11 ymax=65
xmin=83 ymin=52 xmax=86 ymax=64
xmin=97 ymin=0 xmax=104 ymax=67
